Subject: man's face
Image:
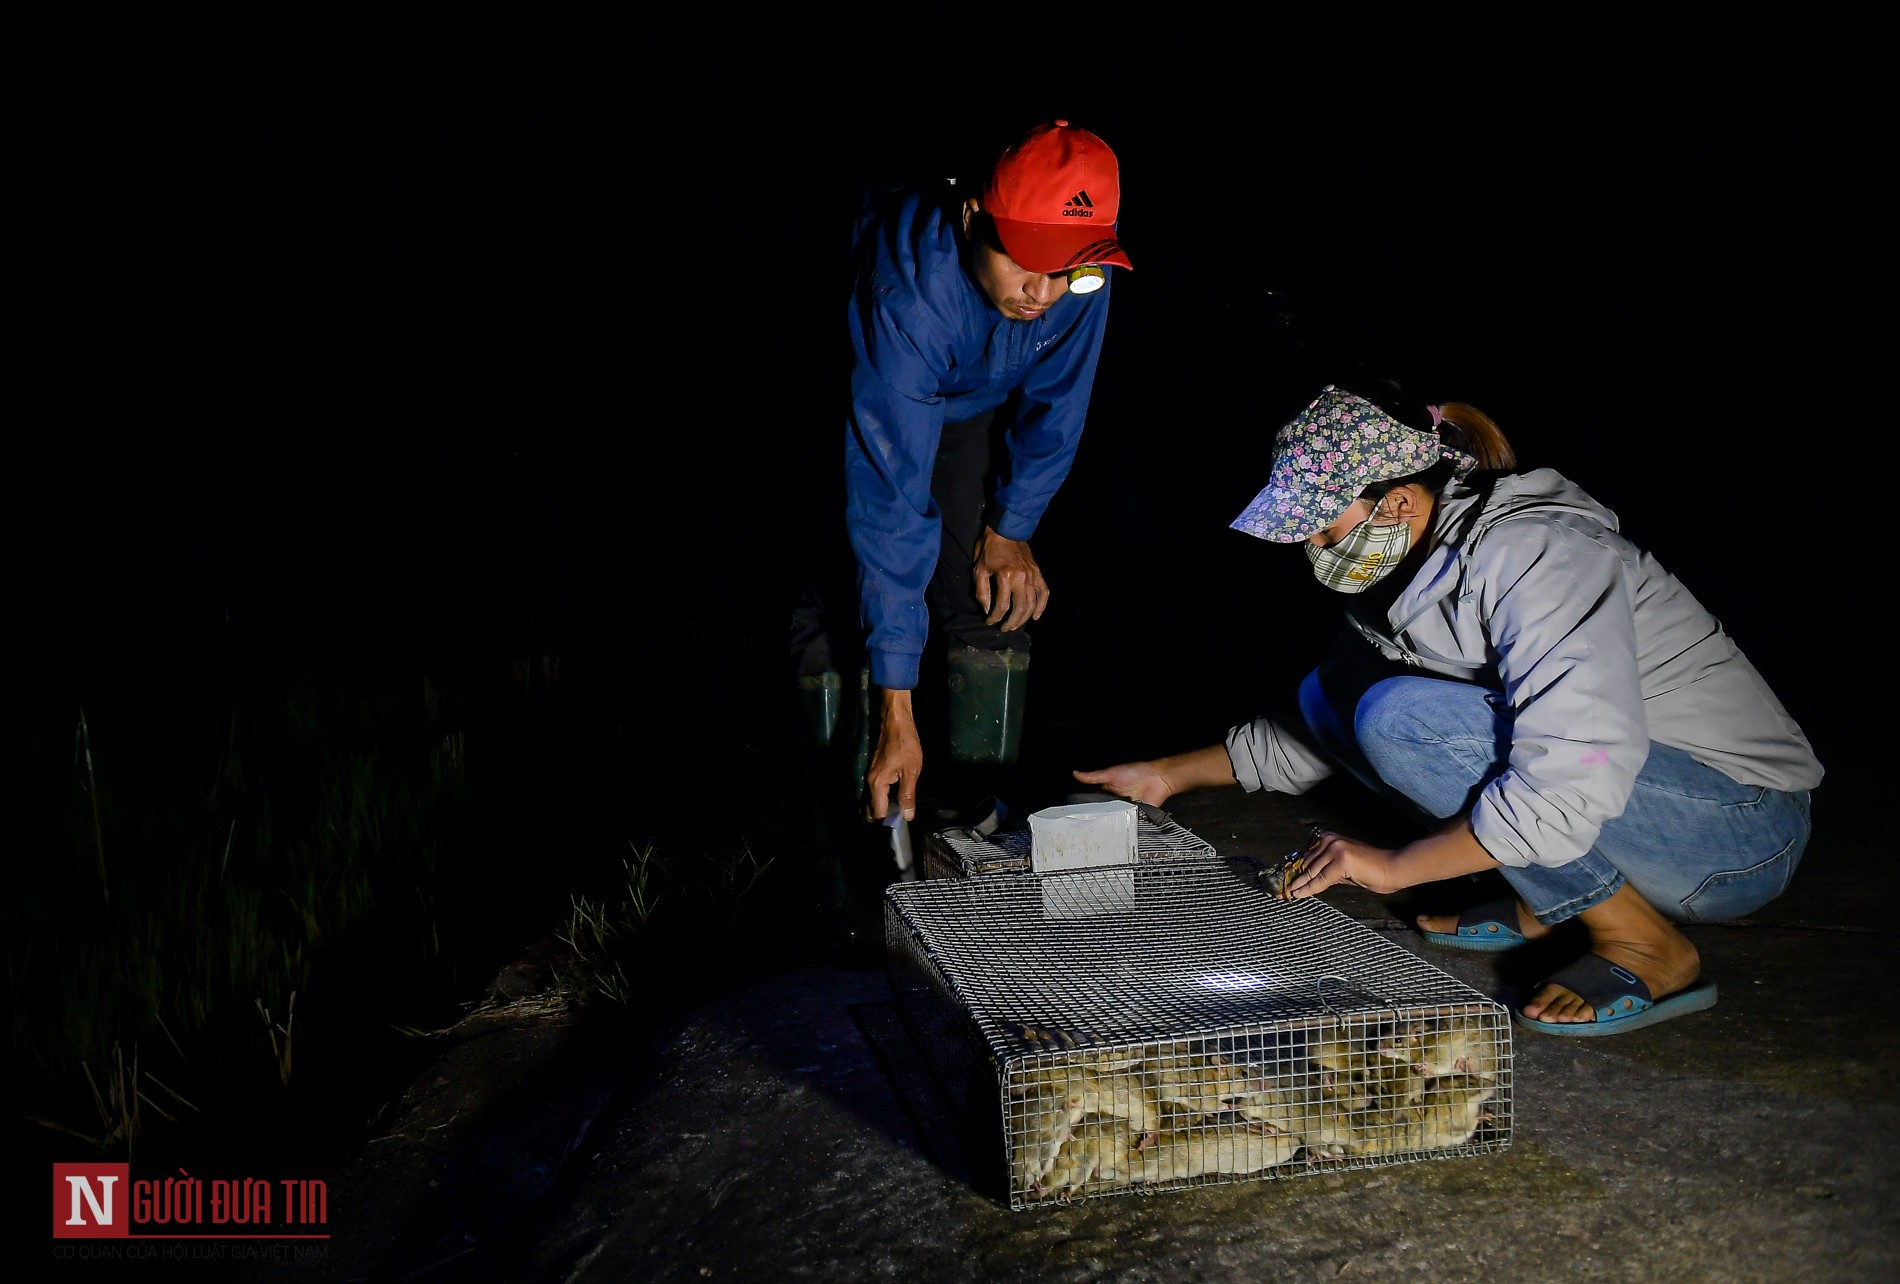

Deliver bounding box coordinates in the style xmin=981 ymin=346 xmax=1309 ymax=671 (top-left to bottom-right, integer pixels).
xmin=962 ymin=202 xmax=1072 ymax=322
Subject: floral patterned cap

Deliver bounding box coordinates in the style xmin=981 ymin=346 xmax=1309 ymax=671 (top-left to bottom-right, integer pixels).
xmin=1229 ymin=386 xmax=1477 ymax=543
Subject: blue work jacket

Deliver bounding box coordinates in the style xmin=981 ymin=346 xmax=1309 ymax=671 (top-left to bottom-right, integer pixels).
xmin=843 ymin=185 xmax=1113 ymax=690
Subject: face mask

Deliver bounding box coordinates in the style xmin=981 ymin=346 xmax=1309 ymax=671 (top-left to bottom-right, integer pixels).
xmin=1306 ymin=508 xmax=1412 ymax=594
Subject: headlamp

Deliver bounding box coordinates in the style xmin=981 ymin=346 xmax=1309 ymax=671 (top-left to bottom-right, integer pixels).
xmin=1065 ymin=265 xmax=1105 ymax=295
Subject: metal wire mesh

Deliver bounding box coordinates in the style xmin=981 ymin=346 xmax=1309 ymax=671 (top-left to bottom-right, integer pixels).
xmin=885 ymin=856 xmax=1514 ymax=1209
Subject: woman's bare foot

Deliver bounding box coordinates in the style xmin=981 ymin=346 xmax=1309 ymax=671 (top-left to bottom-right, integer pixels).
xmin=1414 ymin=899 xmax=1552 ymax=943
xmin=1518 ymin=885 xmax=1701 ymax=1025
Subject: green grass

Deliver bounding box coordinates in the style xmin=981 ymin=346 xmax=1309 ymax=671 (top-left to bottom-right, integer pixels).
xmin=7 ymin=638 xmax=468 ymax=1159
xmin=7 ymin=610 xmax=818 ymax=1167
xmin=552 ymin=837 xmax=778 ymax=1009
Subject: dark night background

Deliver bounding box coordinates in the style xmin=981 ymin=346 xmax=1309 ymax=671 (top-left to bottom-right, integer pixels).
xmin=28 ymin=79 xmax=1869 ymax=802
xmin=13 ymin=64 xmax=1875 ymax=1026
xmin=2 ymin=56 xmax=1882 ymax=1249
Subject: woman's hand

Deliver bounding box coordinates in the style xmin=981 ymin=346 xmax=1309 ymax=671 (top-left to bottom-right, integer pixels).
xmin=1070 ymin=762 xmax=1176 ymax=808
xmin=1071 ymin=744 xmax=1238 ymax=809
xmin=1278 ymin=829 xmax=1408 ymax=899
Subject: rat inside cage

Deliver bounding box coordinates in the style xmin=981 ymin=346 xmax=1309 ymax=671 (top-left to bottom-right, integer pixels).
xmin=884 ymin=855 xmax=1513 ymax=1209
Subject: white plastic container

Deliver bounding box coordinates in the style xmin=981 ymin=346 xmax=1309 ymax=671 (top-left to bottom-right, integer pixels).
xmin=1028 ymin=800 xmax=1140 ymax=873
xmin=1029 ymin=800 xmax=1139 ymax=918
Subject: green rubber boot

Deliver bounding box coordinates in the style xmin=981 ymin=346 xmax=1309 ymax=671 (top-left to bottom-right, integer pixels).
xmin=942 ymin=646 xmax=1030 ymax=821
xmin=795 ymin=670 xmax=844 ymax=748
xmin=791 ymin=666 xmax=871 ymax=804
xmin=853 ymin=663 xmax=872 ymax=810
xmin=790 ymin=666 xmax=886 ymax=965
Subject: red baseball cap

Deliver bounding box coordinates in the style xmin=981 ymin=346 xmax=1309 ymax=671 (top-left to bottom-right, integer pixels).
xmin=981 ymin=120 xmax=1132 ymax=275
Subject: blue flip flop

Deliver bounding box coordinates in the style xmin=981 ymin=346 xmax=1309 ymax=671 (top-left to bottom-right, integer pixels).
xmin=1514 ymin=953 xmax=1719 ymax=1037
xmin=1418 ymin=896 xmax=1528 ymax=952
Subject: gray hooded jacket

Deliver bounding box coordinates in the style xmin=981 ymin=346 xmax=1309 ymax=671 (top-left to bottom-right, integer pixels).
xmin=1225 ymin=467 xmax=1823 ymax=870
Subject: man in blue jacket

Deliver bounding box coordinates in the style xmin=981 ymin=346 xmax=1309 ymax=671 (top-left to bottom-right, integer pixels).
xmin=816 ymin=119 xmax=1131 ymax=860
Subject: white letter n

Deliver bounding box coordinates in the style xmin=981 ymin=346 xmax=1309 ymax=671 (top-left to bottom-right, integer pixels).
xmin=65 ymin=1175 xmax=117 ymax=1226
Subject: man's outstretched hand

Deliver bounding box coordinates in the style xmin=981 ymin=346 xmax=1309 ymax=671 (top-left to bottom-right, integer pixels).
xmin=865 ymin=687 xmax=922 ymax=823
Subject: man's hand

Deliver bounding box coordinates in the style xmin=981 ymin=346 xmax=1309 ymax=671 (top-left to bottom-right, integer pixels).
xmin=971 ymin=527 xmax=1050 ymax=632
xmin=865 ymin=688 xmax=922 ymax=823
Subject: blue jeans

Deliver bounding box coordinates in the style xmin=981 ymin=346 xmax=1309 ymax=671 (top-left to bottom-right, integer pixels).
xmin=1296 ymin=670 xmax=1813 ymax=927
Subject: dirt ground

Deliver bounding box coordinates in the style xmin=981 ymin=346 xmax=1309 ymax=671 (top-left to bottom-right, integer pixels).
xmin=262 ymin=787 xmax=1899 ymax=1284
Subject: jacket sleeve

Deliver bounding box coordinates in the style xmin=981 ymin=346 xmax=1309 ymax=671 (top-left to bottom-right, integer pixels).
xmin=1225 ymin=708 xmax=1336 ymax=795
xmin=988 ymin=277 xmax=1111 ymax=541
xmin=1466 ymin=515 xmax=1650 ymax=869
xmin=843 ymin=286 xmax=947 ymax=692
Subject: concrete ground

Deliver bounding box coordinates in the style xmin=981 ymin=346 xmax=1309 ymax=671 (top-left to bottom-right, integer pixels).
xmin=292 ymin=776 xmax=1897 ymax=1284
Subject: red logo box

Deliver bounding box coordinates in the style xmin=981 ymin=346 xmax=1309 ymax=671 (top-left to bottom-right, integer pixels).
xmin=52 ymin=1163 xmax=130 ymax=1238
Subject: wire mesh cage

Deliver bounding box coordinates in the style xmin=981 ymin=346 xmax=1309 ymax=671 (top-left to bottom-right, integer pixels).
xmin=884 ymin=856 xmax=1513 ymax=1210
xmin=924 ymin=807 xmax=1217 ymax=879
